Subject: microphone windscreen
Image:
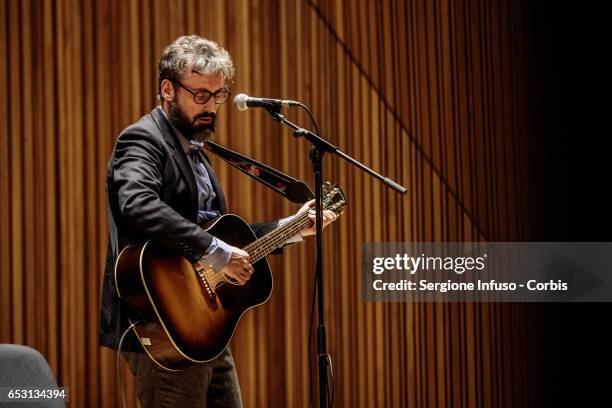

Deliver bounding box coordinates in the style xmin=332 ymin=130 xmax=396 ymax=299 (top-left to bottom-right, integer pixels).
xmin=233 ymin=93 xmax=249 ymax=111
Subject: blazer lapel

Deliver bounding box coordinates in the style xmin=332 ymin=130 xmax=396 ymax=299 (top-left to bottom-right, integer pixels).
xmin=150 ymin=107 xmax=199 ymax=221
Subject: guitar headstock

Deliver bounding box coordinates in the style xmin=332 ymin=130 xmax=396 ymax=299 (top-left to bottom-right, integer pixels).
xmin=322 ymin=182 xmax=347 ymax=215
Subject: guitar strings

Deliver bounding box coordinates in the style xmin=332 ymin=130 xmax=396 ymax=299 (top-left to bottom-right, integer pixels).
xmin=201 ymin=192 xmax=342 ymax=290
xmin=202 ymin=211 xmax=312 ymax=289
xmin=244 ymin=193 xmax=337 ymax=259
xmin=246 ymin=213 xmax=312 ymax=261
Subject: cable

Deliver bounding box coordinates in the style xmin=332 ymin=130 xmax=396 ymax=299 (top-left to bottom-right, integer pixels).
xmin=329 ymin=354 xmax=335 ymax=406
xmin=298 ymin=100 xmax=321 ymax=408
xmin=298 ymin=103 xmax=321 ymax=136
xmin=300 ymin=101 xmax=334 ymax=407
xmin=117 ymin=321 xmax=138 ymax=408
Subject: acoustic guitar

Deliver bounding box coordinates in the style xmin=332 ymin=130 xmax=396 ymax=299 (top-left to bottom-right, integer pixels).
xmin=114 ymin=183 xmax=346 ymax=370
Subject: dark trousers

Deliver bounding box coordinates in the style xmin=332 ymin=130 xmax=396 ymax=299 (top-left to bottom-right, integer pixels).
xmin=123 ymin=348 xmax=243 ymax=407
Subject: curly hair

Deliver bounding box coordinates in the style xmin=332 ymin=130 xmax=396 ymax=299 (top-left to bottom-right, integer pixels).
xmin=158 ymin=35 xmax=235 ymax=96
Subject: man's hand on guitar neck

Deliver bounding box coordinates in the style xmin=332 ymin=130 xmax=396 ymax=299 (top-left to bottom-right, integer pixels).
xmin=220 ymin=247 xmax=254 ymax=285
xmin=296 ymin=199 xmax=339 ymax=237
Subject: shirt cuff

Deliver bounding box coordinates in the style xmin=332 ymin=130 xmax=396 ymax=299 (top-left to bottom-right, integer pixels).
xmin=278 ymin=216 xmax=304 ymax=245
xmin=201 ymin=237 xmax=233 ymax=272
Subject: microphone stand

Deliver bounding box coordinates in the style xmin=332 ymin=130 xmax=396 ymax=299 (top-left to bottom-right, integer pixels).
xmin=264 ymin=107 xmax=406 ymax=408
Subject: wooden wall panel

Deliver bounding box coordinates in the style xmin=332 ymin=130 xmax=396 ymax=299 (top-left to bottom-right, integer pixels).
xmin=0 ymin=0 xmax=538 ymax=406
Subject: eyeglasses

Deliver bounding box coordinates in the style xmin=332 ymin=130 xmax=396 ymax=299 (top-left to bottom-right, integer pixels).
xmin=174 ymin=81 xmax=231 ymax=104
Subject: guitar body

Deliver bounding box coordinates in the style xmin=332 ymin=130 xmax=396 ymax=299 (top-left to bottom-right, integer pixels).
xmin=114 ymin=214 xmax=273 ymax=371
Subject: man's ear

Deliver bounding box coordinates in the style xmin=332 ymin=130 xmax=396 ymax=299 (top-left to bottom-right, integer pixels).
xmin=160 ymin=79 xmax=175 ymax=103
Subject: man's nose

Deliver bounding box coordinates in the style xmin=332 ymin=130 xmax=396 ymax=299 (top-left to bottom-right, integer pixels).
xmin=202 ymin=97 xmax=219 ymax=111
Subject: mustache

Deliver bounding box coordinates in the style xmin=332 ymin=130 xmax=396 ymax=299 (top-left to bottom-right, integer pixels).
xmin=193 ymin=112 xmax=216 ymax=121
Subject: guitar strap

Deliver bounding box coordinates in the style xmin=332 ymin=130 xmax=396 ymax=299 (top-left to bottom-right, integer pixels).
xmin=204 ymin=140 xmax=314 ymax=204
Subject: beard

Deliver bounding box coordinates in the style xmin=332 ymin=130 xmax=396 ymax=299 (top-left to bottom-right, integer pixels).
xmin=167 ymin=98 xmax=216 ymax=143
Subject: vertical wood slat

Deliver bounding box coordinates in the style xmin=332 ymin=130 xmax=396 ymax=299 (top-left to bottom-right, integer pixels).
xmin=0 ymin=0 xmax=537 ymax=406
xmin=9 ymin=0 xmax=24 ymax=348
xmin=0 ymin=0 xmax=12 ymax=345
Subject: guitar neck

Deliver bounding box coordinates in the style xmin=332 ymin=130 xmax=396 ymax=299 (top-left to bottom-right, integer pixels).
xmin=243 ymin=212 xmax=312 ymax=263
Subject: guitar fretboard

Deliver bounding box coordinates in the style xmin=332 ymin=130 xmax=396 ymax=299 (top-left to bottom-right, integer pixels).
xmin=243 ymin=211 xmax=312 ymax=263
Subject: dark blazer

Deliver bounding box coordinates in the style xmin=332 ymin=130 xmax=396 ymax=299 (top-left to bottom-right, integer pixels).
xmin=99 ymin=107 xmax=279 ymax=351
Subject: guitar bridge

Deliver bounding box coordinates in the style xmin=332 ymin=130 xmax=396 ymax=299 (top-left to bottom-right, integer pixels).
xmin=193 ymin=262 xmax=218 ymax=304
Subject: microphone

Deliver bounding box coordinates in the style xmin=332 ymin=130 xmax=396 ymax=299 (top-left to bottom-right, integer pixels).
xmin=233 ymin=93 xmax=300 ymax=111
